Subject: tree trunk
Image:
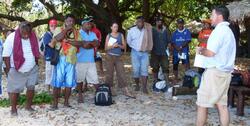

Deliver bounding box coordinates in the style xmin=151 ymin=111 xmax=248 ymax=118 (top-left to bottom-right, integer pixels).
xmin=142 ymin=0 xmax=150 ymax=22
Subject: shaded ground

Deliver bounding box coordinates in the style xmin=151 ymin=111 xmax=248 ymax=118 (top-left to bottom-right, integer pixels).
xmin=0 ymin=52 xmax=249 ymax=126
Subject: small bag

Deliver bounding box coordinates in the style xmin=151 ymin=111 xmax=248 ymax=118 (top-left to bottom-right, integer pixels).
xmin=183 ymin=75 xmax=194 ymax=88
xmin=152 ymin=80 xmax=168 ymax=92
xmin=230 ymin=73 xmax=243 ymax=86
xmin=95 ymin=84 xmax=113 ymax=106
xmin=50 ymin=46 xmax=62 ymax=66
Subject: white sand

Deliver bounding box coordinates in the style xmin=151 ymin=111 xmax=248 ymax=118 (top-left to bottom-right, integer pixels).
xmin=0 ymin=83 xmax=249 ymax=126
xmin=0 ymin=56 xmax=249 ymax=126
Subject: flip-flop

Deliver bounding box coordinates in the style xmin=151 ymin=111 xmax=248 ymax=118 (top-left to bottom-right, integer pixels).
xmin=25 ymin=107 xmax=36 ymax=112
xmin=63 ymin=104 xmax=73 ymax=108
xmin=78 ymin=99 xmax=84 ymax=103
xmin=48 ymin=106 xmax=58 ymax=111
xmin=124 ymin=94 xmax=136 ymax=99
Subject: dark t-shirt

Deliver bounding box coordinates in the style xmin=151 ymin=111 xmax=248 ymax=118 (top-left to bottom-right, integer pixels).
xmin=152 ymin=27 xmax=170 ymax=55
xmin=43 ymin=31 xmax=53 ymax=61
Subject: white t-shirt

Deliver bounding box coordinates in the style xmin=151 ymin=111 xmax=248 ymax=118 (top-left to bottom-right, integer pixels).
xmin=204 ymin=22 xmax=236 ymax=72
xmin=2 ymin=32 xmax=36 ymax=73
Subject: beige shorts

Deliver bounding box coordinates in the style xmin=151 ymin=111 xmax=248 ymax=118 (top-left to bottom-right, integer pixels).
xmin=196 ymin=68 xmax=232 ymax=108
xmin=76 ymin=62 xmax=99 ymax=84
xmin=45 ymin=61 xmax=54 ymax=85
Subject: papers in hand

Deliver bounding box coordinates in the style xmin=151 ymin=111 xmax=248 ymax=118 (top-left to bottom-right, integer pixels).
xmin=178 ymin=53 xmax=186 ymax=59
xmin=194 ymin=47 xmax=206 ymax=68
xmin=166 ymin=48 xmax=170 ymax=56
xmin=108 ymin=37 xmax=117 ymax=46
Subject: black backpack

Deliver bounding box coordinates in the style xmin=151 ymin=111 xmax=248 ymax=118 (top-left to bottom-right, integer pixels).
xmin=182 ymin=75 xmax=194 ymax=88
xmin=95 ymin=84 xmax=113 ymax=106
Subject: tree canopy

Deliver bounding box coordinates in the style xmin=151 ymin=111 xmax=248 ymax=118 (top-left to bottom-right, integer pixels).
xmin=0 ymin=0 xmax=231 ymax=31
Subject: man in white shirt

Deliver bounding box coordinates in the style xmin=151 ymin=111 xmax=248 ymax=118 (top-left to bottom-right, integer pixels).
xmin=127 ymin=16 xmax=153 ymax=94
xmin=196 ymin=5 xmax=236 ymax=126
xmin=3 ymin=22 xmax=39 ymax=116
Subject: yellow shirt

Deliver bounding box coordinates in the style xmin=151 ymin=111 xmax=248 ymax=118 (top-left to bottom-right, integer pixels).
xmin=53 ymin=27 xmax=82 ymax=64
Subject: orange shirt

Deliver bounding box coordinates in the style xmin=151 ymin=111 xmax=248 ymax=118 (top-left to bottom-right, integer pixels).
xmin=198 ymin=29 xmax=212 ymax=48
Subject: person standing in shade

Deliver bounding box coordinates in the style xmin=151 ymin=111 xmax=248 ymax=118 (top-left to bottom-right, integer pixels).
xmin=50 ymin=14 xmax=82 ymax=109
xmin=171 ymin=18 xmax=192 ymax=84
xmin=127 ymin=16 xmax=153 ymax=94
xmin=89 ymin=16 xmax=104 ymax=75
xmin=196 ymin=5 xmax=236 ymax=126
xmin=197 ymin=19 xmax=212 ymax=75
xmin=105 ymin=22 xmax=135 ymax=98
xmin=75 ymin=18 xmax=99 ymax=103
xmin=3 ymin=22 xmax=40 ymax=116
xmin=151 ymin=17 xmax=171 ymax=84
xmin=43 ymin=19 xmax=58 ymax=93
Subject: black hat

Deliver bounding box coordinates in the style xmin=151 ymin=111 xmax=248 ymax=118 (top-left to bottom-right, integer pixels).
xmin=136 ymin=16 xmax=144 ymax=20
xmin=177 ymin=18 xmax=185 ymax=24
xmin=156 ymin=17 xmax=163 ymax=21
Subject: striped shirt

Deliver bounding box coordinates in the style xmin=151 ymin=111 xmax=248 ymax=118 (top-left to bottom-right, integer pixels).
xmin=3 ymin=32 xmax=36 ymax=73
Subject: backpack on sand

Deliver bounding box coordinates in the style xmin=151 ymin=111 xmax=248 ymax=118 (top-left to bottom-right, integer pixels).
xmin=95 ymin=84 xmax=113 ymax=106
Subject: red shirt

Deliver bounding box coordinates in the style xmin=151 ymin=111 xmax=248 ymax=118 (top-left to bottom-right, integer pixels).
xmin=198 ymin=29 xmax=212 ymax=48
xmin=91 ymin=27 xmax=102 ymax=56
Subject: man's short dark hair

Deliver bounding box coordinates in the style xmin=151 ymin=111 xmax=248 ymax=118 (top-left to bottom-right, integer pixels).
xmin=65 ymin=14 xmax=75 ymax=20
xmin=213 ymin=5 xmax=230 ymax=21
xmin=136 ymin=16 xmax=144 ymax=20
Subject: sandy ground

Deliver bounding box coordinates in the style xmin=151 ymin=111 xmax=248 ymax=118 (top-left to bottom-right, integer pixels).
xmin=0 ymin=53 xmax=249 ymax=126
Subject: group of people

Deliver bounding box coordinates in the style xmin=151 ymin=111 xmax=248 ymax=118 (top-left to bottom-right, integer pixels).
xmin=0 ymin=4 xmax=236 ymax=126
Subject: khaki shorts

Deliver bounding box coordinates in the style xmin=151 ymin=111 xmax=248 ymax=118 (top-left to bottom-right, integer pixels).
xmin=7 ymin=65 xmax=39 ymax=93
xmin=45 ymin=61 xmax=54 ymax=85
xmin=76 ymin=62 xmax=99 ymax=84
xmin=196 ymin=68 xmax=231 ymax=108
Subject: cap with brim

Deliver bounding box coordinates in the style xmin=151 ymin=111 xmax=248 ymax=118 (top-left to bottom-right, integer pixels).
xmin=177 ymin=18 xmax=184 ymax=24
xmin=81 ymin=19 xmax=92 ymax=25
xmin=156 ymin=17 xmax=163 ymax=21
xmin=202 ymin=19 xmax=211 ymax=24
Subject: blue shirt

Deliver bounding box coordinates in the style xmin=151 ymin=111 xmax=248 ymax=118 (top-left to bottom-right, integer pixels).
xmin=172 ymin=28 xmax=191 ymax=54
xmin=43 ymin=32 xmax=54 ymax=61
xmin=77 ymin=29 xmax=97 ymax=63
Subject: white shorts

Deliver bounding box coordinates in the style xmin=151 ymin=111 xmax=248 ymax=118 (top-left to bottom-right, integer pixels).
xmin=45 ymin=61 xmax=54 ymax=85
xmin=76 ymin=62 xmax=99 ymax=84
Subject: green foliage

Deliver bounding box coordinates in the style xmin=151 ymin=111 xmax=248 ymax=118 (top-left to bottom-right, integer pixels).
xmin=189 ymin=39 xmax=199 ymax=56
xmin=11 ymin=0 xmax=32 ymax=12
xmin=0 ymin=92 xmax=53 ymax=107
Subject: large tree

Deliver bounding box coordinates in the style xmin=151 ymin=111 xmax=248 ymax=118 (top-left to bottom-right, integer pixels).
xmin=0 ymin=0 xmax=234 ymax=47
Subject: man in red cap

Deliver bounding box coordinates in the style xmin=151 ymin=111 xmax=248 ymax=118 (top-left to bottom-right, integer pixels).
xmin=42 ymin=19 xmax=57 ymax=92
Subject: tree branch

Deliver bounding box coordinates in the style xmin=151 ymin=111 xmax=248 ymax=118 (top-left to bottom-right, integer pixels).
xmin=0 ymin=13 xmax=25 ymax=22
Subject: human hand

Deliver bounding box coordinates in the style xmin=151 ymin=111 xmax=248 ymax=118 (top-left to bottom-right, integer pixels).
xmin=112 ymin=43 xmax=119 ymax=48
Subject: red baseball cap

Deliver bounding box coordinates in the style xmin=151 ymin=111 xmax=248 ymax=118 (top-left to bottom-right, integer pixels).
xmin=49 ymin=19 xmax=57 ymax=25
